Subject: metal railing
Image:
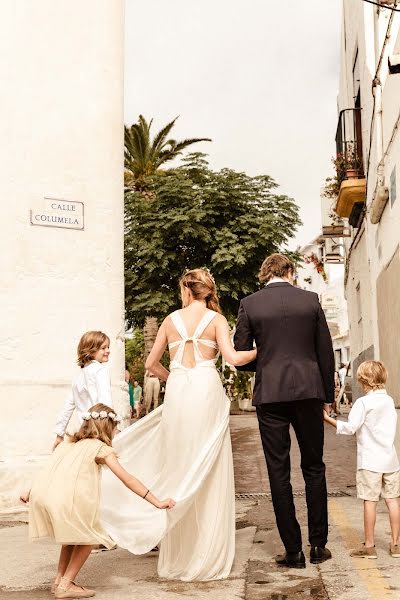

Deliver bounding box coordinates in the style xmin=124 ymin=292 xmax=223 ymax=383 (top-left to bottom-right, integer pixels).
xmin=335 ymin=108 xmax=364 ymax=178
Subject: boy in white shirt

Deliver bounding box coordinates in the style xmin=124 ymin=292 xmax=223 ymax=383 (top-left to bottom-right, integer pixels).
xmin=53 ymin=331 xmax=113 ymax=449
xmin=324 ymin=360 xmax=400 ymax=558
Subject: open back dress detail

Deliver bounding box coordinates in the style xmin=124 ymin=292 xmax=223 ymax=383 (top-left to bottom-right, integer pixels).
xmin=101 ymin=309 xmax=235 ymax=581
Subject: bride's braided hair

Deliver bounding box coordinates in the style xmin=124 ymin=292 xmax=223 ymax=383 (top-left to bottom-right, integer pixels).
xmin=180 ymin=268 xmax=222 ymax=313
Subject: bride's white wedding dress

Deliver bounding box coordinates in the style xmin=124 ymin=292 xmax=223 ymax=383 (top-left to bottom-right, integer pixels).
xmin=101 ymin=309 xmax=235 ymax=581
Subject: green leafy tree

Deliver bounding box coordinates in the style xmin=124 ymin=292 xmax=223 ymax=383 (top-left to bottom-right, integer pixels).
xmin=125 ymin=116 xmax=211 ymax=357
xmin=125 ymin=153 xmax=301 ymax=328
xmin=125 ymin=329 xmax=169 ymax=384
xmin=124 ymin=115 xmax=211 ymax=190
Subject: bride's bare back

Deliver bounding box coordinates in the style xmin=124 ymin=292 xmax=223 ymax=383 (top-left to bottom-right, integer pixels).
xmin=165 ymin=306 xmax=219 ymax=369
xmin=145 ymin=300 xmax=257 ymax=380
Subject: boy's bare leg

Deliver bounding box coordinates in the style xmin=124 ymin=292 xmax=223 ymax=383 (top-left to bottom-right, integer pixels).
xmin=385 ymin=498 xmax=400 ymax=545
xmin=364 ymin=500 xmax=377 ymax=547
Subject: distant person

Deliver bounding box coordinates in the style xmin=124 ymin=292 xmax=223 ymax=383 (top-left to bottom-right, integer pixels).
xmin=53 ymin=331 xmax=113 ymax=450
xmin=132 ymin=380 xmax=142 ymax=418
xmin=144 ymin=370 xmax=160 ymax=415
xmin=21 ymin=403 xmax=175 ymax=598
xmin=331 ymin=370 xmax=341 ymax=417
xmin=324 ymin=361 xmax=400 ymax=559
xmin=339 ymin=362 xmax=348 ymax=387
xmin=125 ymin=368 xmax=134 ymax=418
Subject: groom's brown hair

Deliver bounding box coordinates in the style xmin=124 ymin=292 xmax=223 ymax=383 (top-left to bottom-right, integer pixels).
xmin=258 ymin=253 xmax=294 ymax=284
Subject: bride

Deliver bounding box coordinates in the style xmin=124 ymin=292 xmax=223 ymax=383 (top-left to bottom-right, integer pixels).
xmin=101 ymin=268 xmax=257 ymax=581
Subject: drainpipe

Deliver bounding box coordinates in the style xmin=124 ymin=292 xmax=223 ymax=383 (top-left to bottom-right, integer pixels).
xmin=370 ymin=79 xmax=389 ymax=223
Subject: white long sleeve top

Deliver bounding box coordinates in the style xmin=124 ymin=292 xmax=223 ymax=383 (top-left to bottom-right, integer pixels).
xmin=54 ymin=361 xmax=113 ymax=437
xmin=336 ymin=389 xmax=399 ymax=473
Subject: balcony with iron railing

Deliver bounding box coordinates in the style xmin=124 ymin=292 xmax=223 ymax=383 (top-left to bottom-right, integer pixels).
xmin=333 ymin=108 xmax=366 ymax=226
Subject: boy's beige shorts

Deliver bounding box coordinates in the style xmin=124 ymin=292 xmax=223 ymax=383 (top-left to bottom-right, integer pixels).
xmin=356 ymin=469 xmax=400 ymax=501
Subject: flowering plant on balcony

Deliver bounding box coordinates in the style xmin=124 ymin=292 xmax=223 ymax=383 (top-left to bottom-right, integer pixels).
xmin=304 ymin=253 xmax=327 ymax=282
xmin=323 ymin=142 xmax=363 ymax=199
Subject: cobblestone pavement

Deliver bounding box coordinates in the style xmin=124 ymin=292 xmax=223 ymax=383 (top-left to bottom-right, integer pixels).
xmin=231 ymin=410 xmax=357 ymax=495
xmin=1 ymin=412 xmax=399 ymax=600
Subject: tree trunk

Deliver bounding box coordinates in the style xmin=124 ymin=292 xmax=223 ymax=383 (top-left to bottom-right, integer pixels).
xmin=143 ymin=316 xmax=159 ymax=362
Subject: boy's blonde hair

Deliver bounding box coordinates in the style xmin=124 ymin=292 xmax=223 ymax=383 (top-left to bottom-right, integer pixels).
xmin=69 ymin=403 xmax=115 ymax=447
xmin=357 ymin=360 xmax=387 ymax=391
xmin=77 ymin=331 xmax=110 ymax=368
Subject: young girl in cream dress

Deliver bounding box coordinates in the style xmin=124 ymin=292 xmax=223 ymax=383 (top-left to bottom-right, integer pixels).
xmin=22 ymin=403 xmax=175 ymax=599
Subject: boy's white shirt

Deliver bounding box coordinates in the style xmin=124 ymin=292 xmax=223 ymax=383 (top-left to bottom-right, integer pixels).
xmin=54 ymin=360 xmax=113 ymax=437
xmin=337 ymin=389 xmax=399 ymax=473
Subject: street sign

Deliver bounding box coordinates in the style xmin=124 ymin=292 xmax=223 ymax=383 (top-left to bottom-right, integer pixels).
xmin=30 ymin=198 xmax=84 ymax=230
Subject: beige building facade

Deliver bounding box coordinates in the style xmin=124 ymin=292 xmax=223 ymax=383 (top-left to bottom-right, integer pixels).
xmin=326 ymin=1 xmax=400 ymax=403
xmin=0 ymin=1 xmax=127 ymax=511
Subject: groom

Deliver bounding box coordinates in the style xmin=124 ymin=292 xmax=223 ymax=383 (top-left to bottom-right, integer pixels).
xmin=234 ymin=253 xmax=334 ymax=568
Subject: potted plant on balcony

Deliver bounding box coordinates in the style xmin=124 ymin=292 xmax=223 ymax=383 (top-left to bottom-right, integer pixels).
xmin=323 ymin=143 xmax=363 ymax=199
xmin=343 ymin=142 xmax=362 ymax=179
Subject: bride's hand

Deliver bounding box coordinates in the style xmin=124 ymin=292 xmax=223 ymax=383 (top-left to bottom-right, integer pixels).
xmin=157 ymin=498 xmax=176 ymax=509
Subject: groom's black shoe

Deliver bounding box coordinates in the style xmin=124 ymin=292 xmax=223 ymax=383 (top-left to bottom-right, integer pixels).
xmin=275 ymin=550 xmax=306 ymax=569
xmin=310 ymin=546 xmax=332 ymax=564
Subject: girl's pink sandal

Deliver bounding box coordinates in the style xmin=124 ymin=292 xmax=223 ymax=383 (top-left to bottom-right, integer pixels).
xmin=55 ymin=578 xmax=95 ymax=599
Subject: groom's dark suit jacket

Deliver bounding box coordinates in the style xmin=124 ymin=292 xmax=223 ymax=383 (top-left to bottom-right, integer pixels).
xmin=234 ymin=282 xmax=335 ymax=405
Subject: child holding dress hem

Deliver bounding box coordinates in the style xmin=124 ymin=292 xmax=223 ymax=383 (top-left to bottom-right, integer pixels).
xmin=21 ymin=403 xmax=175 ymax=599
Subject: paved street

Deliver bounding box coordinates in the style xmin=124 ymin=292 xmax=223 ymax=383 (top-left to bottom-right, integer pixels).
xmin=1 ymin=412 xmax=399 ymax=600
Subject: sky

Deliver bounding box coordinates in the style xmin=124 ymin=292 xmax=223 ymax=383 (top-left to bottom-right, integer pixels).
xmin=125 ymin=0 xmax=342 ymax=249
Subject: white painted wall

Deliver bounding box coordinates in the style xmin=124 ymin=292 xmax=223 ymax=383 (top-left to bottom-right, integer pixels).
xmin=337 ymin=1 xmax=400 ymax=402
xmin=0 ymin=0 xmax=126 ymax=511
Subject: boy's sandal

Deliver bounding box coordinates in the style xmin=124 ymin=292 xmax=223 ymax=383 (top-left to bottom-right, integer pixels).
xmin=350 ymin=543 xmax=377 ymax=559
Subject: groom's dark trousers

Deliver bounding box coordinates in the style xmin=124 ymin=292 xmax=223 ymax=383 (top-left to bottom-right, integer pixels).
xmin=234 ymin=282 xmax=335 ymax=553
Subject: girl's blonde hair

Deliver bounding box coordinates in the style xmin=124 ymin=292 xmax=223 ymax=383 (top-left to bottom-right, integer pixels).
xmin=357 ymin=360 xmax=387 ymax=391
xmin=179 ymin=268 xmax=221 ymax=313
xmin=69 ymin=403 xmax=115 ymax=447
xmin=77 ymin=331 xmax=110 ymax=368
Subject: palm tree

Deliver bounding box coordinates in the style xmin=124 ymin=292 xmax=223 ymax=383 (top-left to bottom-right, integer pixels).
xmin=124 ymin=115 xmax=211 ymax=190
xmin=125 ymin=115 xmax=211 ymax=361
